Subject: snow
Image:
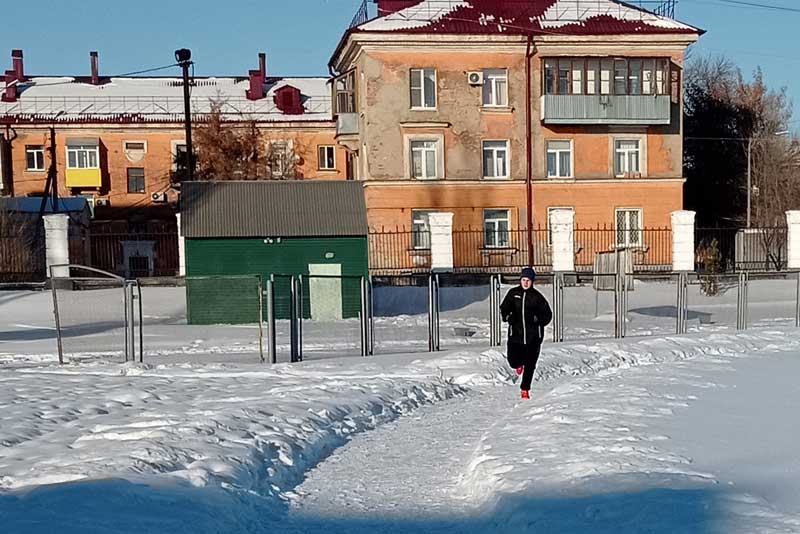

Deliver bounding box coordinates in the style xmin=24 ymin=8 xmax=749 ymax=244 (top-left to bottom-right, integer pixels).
xmin=360 ymin=0 xmax=470 ymax=31
xmin=2 ymin=282 xmax=800 ymax=532
xmin=0 ymin=76 xmax=332 ymax=122
xmin=538 ymin=0 xmax=693 ymax=30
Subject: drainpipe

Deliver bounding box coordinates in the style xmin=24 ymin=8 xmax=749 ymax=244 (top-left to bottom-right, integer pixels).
xmin=525 ymin=33 xmax=535 ymax=267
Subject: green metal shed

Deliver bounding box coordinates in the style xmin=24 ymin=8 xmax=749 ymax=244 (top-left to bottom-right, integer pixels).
xmin=181 ymin=180 xmax=369 ymax=324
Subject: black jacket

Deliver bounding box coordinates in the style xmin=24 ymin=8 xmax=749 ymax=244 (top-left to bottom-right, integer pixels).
xmin=500 ymin=285 xmax=553 ymax=346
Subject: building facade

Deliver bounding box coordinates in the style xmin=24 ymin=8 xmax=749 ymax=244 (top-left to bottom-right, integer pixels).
xmin=331 ymin=0 xmax=701 ymax=270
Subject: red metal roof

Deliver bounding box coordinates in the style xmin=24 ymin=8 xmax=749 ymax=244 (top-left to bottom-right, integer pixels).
xmin=355 ymin=0 xmax=701 ymax=36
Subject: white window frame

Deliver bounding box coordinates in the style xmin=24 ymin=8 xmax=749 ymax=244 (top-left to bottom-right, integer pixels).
xmin=124 ymin=140 xmax=148 ymax=163
xmin=66 ymin=144 xmax=99 ymax=170
xmin=614 ymin=138 xmax=642 ymax=178
xmin=410 ymin=68 xmax=437 ymax=110
xmin=411 ymin=210 xmax=435 ymax=250
xmin=615 ymin=208 xmax=644 ymax=248
xmin=269 ymin=140 xmax=293 ymax=178
xmin=547 ymin=206 xmax=574 ymax=246
xmin=482 ymin=140 xmax=509 ymax=179
xmin=404 ymin=134 xmax=444 ymax=180
xmin=483 ymin=209 xmax=511 ymax=249
xmin=546 ymin=139 xmax=573 ymax=179
xmin=482 ymin=69 xmax=508 ymax=107
xmin=318 ymin=145 xmax=336 ymax=171
xmin=25 ymin=146 xmax=45 ymax=171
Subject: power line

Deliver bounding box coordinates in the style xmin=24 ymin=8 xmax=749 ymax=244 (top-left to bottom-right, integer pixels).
xmin=21 ymin=63 xmax=182 ymax=88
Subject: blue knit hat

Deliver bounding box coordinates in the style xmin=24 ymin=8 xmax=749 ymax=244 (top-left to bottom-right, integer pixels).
xmin=520 ymin=267 xmax=536 ymax=281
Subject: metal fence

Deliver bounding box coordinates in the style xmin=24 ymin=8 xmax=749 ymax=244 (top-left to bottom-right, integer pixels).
xmin=0 ymin=230 xmax=45 ymax=283
xmin=82 ymin=232 xmax=180 ymax=278
xmin=696 ymin=227 xmax=789 ymax=272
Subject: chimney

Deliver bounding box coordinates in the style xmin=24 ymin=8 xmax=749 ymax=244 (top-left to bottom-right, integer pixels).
xmin=11 ymin=49 xmax=24 ymax=81
xmin=258 ymin=52 xmax=266 ymax=79
xmin=90 ymin=51 xmax=99 ymax=85
xmin=1 ymin=70 xmax=18 ymax=102
xmin=376 ymin=0 xmax=420 ymax=16
xmin=246 ymin=69 xmax=264 ymax=100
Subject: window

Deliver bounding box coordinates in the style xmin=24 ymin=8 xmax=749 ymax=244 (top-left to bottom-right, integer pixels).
xmin=173 ymin=143 xmax=187 ymax=170
xmin=127 ymin=168 xmax=145 ymax=193
xmin=482 ymin=140 xmax=509 ymax=179
xmin=410 ymin=139 xmax=439 ymax=179
xmin=66 ymin=144 xmax=99 ymax=169
xmin=410 ymin=68 xmax=436 ymax=109
xmin=546 ymin=140 xmax=572 ymax=178
xmin=269 ymin=141 xmax=294 ymax=178
xmin=411 ymin=210 xmax=434 ymax=250
xmin=614 ymin=139 xmax=641 ymax=177
xmin=484 ymin=209 xmax=510 ymax=248
xmin=318 ymin=145 xmax=336 ymax=170
xmin=547 ymin=206 xmax=574 ymax=246
xmin=26 ymin=146 xmax=45 ymax=171
xmin=616 ymin=208 xmax=643 ymax=248
xmin=335 ymin=71 xmax=356 ymax=114
xmin=544 ymin=58 xmax=668 ymax=95
xmin=482 ymin=69 xmax=508 ymax=107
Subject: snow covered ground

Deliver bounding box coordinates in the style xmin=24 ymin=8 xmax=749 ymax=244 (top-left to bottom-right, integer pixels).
xmin=1 ymin=283 xmax=800 ymax=532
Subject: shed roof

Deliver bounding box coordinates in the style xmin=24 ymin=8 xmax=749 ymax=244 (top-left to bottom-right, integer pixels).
xmin=181 ymin=181 xmax=368 ymax=238
xmin=0 ymin=196 xmax=90 ymax=214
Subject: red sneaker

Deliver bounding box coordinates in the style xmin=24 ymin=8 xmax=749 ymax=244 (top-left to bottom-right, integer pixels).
xmin=515 ymin=367 xmax=524 ymax=376
xmin=521 ymin=390 xmax=530 ymax=400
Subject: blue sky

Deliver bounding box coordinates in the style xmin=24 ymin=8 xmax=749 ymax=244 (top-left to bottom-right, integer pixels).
xmin=2 ymin=0 xmax=797 ymax=122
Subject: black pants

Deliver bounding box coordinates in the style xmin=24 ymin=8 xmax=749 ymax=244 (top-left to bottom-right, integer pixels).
xmin=507 ymin=341 xmax=542 ymax=391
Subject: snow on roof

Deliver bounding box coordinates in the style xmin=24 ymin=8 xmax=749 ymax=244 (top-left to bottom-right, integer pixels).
xmin=0 ymin=76 xmax=332 ymax=123
xmin=356 ymin=0 xmax=699 ymax=35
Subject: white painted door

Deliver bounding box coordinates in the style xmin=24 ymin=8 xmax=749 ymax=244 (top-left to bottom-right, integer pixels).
xmin=308 ymin=263 xmax=342 ymax=321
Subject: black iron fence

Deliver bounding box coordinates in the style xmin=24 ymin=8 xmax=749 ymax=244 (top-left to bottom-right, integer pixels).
xmin=83 ymin=232 xmax=180 ymax=278
xmin=696 ymin=227 xmax=789 ymax=273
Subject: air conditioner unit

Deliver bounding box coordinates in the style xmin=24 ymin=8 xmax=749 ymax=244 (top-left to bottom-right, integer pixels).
xmin=467 ymin=71 xmax=484 ymax=86
xmin=95 ymin=198 xmax=109 ymax=207
xmin=151 ymin=192 xmax=168 ymax=203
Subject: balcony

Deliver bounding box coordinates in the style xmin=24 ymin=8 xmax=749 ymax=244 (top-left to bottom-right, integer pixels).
xmin=541 ymin=95 xmax=671 ymax=126
xmin=335 ymin=112 xmax=359 ymax=151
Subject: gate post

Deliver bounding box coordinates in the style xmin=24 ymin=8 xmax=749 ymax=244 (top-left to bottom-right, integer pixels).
xmin=737 ymin=272 xmax=749 ymax=330
xmin=549 ymin=208 xmax=574 ymax=343
xmin=44 ymin=214 xmax=70 ymax=279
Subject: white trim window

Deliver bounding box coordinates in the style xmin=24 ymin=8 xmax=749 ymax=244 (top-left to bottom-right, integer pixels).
xmin=26 ymin=146 xmax=45 ymax=171
xmin=482 ymin=140 xmax=509 ymax=179
xmin=411 ymin=210 xmax=434 ymax=250
xmin=614 ymin=139 xmax=641 ymax=177
xmin=547 ymin=206 xmax=574 ymax=246
xmin=546 ymin=140 xmax=572 ymax=178
xmin=615 ymin=208 xmax=643 ymax=248
xmin=318 ymin=145 xmax=336 ymax=170
xmin=482 ymin=69 xmax=508 ymax=107
xmin=410 ymin=68 xmax=436 ymax=109
xmin=66 ymin=144 xmax=99 ymax=169
xmin=410 ymin=139 xmax=440 ymax=179
xmin=484 ymin=209 xmax=510 ymax=248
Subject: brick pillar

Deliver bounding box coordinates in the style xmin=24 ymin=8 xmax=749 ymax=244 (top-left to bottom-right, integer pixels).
xmin=44 ymin=214 xmax=69 ymax=278
xmin=671 ymin=210 xmax=696 ymax=272
xmin=176 ymin=213 xmax=186 ymax=276
xmin=428 ymin=212 xmax=454 ymax=272
xmin=549 ymin=208 xmax=575 ymax=272
xmin=787 ymin=211 xmax=800 ymax=270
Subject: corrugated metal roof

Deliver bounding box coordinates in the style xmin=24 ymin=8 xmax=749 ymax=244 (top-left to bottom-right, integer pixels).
xmin=181 ymin=181 xmax=368 ymax=238
xmin=0 ymin=196 xmax=90 ymax=214
xmin=355 ymin=0 xmax=701 ymax=36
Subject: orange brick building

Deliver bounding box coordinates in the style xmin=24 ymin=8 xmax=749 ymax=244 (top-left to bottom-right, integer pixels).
xmin=331 ymin=0 xmax=701 ymax=270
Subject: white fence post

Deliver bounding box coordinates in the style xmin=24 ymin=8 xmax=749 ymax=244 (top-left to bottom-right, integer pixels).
xmin=428 ymin=212 xmax=454 ymax=272
xmin=549 ymin=208 xmax=575 ymax=272
xmin=671 ymin=210 xmax=696 ymax=272
xmin=176 ymin=212 xmax=186 ymax=276
xmin=787 ymin=211 xmax=800 ymax=270
xmin=44 ymin=214 xmax=69 ymax=278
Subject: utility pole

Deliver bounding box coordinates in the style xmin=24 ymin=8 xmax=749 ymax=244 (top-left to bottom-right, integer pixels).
xmin=35 ymin=112 xmax=64 ymax=242
xmin=175 ymin=48 xmax=194 ymax=181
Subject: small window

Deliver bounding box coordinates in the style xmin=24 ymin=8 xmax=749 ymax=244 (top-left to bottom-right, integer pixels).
xmin=125 ymin=142 xmax=146 ymax=151
xmin=546 ymin=140 xmax=572 ymax=178
xmin=614 ymin=59 xmax=627 ymax=95
xmin=127 ymin=168 xmax=145 ymax=194
xmin=600 ymin=59 xmax=612 ymax=95
xmin=615 ymin=139 xmax=641 ymax=177
xmin=410 ymin=68 xmax=436 ymax=109
xmin=629 ymin=59 xmax=642 ymax=95
xmin=66 ymin=144 xmax=99 ymax=169
xmin=318 ymin=145 xmax=336 ymax=170
xmin=558 ymin=60 xmax=570 ymax=94
xmin=482 ymin=140 xmax=509 ymax=179
xmin=571 ymin=60 xmax=583 ymax=95
xmin=410 ymin=139 xmax=439 ymax=180
xmin=482 ymin=69 xmax=508 ymax=107
xmin=411 ymin=210 xmax=435 ymax=250
xmin=616 ymin=208 xmax=643 ymax=248
xmin=26 ymin=146 xmax=45 ymax=171
xmin=269 ymin=141 xmax=293 ymax=178
xmin=484 ymin=209 xmax=510 ymax=249
xmin=586 ymin=60 xmax=599 ymax=95
xmin=544 ymin=60 xmax=556 ymax=95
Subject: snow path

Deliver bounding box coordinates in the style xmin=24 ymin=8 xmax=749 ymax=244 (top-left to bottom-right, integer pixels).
xmin=287 ymin=386 xmax=515 ymax=531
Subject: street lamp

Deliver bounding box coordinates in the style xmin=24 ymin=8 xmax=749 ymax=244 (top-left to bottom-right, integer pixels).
xmin=175 ymin=48 xmax=194 ymax=181
xmin=747 ymin=130 xmax=790 ymax=228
